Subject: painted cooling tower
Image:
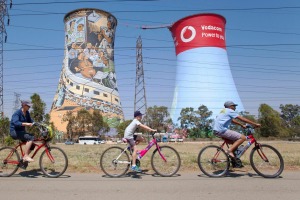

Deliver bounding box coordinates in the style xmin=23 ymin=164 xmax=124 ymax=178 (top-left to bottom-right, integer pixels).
xmin=169 ymin=13 xmax=244 ymax=123
xmin=50 ymin=8 xmax=124 ymax=133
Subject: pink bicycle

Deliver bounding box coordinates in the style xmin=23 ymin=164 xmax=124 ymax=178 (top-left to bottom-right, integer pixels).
xmin=100 ymin=132 xmax=181 ymax=177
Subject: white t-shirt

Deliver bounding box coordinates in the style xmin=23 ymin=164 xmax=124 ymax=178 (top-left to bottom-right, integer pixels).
xmin=124 ymin=119 xmax=141 ymax=139
xmin=213 ymin=108 xmax=239 ymax=133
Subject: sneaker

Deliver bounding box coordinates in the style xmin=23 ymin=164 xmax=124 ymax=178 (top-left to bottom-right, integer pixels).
xmin=23 ymin=156 xmax=34 ymax=162
xmin=131 ymin=165 xmax=142 ymax=172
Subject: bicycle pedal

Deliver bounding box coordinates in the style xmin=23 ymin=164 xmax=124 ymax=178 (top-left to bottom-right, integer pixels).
xmin=18 ymin=160 xmax=28 ymax=170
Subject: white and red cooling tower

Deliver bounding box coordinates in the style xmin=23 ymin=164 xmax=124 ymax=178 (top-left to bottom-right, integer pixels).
xmin=169 ymin=13 xmax=244 ymax=122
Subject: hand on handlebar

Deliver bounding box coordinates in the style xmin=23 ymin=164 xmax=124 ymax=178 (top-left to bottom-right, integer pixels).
xmin=254 ymin=123 xmax=261 ymax=128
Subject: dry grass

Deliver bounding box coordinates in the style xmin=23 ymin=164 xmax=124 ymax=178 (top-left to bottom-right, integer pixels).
xmin=10 ymin=140 xmax=300 ymax=174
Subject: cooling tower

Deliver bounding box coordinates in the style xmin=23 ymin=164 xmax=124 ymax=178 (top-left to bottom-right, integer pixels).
xmin=169 ymin=13 xmax=244 ymax=123
xmin=50 ymin=8 xmax=124 ymax=133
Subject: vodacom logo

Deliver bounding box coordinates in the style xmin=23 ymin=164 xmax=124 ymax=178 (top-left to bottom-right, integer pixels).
xmin=180 ymin=26 xmax=196 ymax=43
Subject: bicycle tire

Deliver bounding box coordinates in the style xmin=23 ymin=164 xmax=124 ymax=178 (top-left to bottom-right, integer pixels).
xmin=250 ymin=144 xmax=284 ymax=178
xmin=100 ymin=146 xmax=130 ymax=177
xmin=198 ymin=145 xmax=230 ymax=177
xmin=151 ymin=146 xmax=181 ymax=177
xmin=0 ymin=147 xmax=20 ymax=177
xmin=39 ymin=146 xmax=68 ymax=178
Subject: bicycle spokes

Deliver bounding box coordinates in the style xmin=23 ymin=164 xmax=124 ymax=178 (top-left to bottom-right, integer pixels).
xmin=250 ymin=144 xmax=284 ymax=178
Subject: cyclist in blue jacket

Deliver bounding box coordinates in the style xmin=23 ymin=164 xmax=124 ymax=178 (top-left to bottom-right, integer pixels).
xmin=10 ymin=100 xmax=35 ymax=162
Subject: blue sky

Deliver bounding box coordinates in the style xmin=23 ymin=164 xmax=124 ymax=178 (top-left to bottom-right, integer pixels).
xmin=3 ymin=0 xmax=300 ymax=121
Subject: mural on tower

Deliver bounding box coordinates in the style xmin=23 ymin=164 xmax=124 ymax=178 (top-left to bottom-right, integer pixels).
xmin=169 ymin=13 xmax=244 ymax=123
xmin=50 ymin=8 xmax=124 ymax=133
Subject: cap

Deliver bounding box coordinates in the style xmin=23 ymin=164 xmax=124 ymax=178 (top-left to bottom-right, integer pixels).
xmin=224 ymin=101 xmax=238 ymax=108
xmin=21 ymin=100 xmax=33 ymax=107
xmin=134 ymin=111 xmax=143 ymax=117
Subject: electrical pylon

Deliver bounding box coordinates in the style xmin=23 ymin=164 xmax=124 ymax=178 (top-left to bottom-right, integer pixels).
xmin=0 ymin=0 xmax=12 ymax=118
xmin=134 ymin=36 xmax=147 ymax=116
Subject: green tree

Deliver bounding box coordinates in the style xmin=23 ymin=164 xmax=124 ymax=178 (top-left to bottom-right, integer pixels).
xmin=279 ymin=104 xmax=300 ymax=136
xmin=75 ymin=109 xmax=92 ymax=137
xmin=30 ymin=93 xmax=46 ymax=122
xmin=0 ymin=117 xmax=10 ymax=144
xmin=62 ymin=111 xmax=76 ymax=140
xmin=27 ymin=93 xmax=47 ymax=137
xmin=178 ymin=107 xmax=196 ymax=129
xmin=116 ymin=120 xmax=132 ymax=138
xmin=144 ymin=106 xmax=171 ymax=131
xmin=194 ymin=105 xmax=213 ymax=137
xmin=258 ymin=104 xmax=289 ymax=137
xmin=90 ymin=110 xmax=110 ymax=136
xmin=178 ymin=105 xmax=213 ymax=138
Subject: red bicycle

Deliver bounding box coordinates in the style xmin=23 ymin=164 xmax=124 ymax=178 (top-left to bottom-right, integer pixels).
xmin=197 ymin=125 xmax=284 ymax=178
xmin=0 ymin=123 xmax=68 ymax=178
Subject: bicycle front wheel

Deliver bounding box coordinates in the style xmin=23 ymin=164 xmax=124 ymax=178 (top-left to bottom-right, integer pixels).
xmin=198 ymin=145 xmax=230 ymax=177
xmin=0 ymin=147 xmax=20 ymax=177
xmin=151 ymin=146 xmax=181 ymax=177
xmin=39 ymin=146 xmax=68 ymax=178
xmin=250 ymin=144 xmax=284 ymax=178
xmin=100 ymin=146 xmax=130 ymax=177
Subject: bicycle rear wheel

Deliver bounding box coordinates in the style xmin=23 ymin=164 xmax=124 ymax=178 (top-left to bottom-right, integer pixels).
xmin=39 ymin=146 xmax=68 ymax=178
xmin=0 ymin=147 xmax=20 ymax=177
xmin=100 ymin=146 xmax=130 ymax=177
xmin=198 ymin=145 xmax=229 ymax=177
xmin=151 ymin=146 xmax=181 ymax=177
xmin=250 ymin=144 xmax=284 ymax=178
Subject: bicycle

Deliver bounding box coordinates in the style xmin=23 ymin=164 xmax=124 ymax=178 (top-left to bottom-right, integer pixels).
xmin=0 ymin=122 xmax=68 ymax=178
xmin=197 ymin=125 xmax=284 ymax=178
xmin=100 ymin=132 xmax=181 ymax=177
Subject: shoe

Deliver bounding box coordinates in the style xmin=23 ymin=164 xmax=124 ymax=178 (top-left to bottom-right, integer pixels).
xmin=225 ymin=150 xmax=235 ymax=159
xmin=23 ymin=156 xmax=34 ymax=162
xmin=131 ymin=165 xmax=142 ymax=172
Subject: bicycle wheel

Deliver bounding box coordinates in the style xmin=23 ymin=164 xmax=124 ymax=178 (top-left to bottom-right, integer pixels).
xmin=39 ymin=146 xmax=68 ymax=178
xmin=100 ymin=146 xmax=130 ymax=177
xmin=198 ymin=145 xmax=230 ymax=177
xmin=250 ymin=144 xmax=284 ymax=178
xmin=151 ymin=146 xmax=181 ymax=177
xmin=0 ymin=147 xmax=20 ymax=177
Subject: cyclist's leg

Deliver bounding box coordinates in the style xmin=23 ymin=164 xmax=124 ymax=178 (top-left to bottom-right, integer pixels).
xmin=127 ymin=139 xmax=137 ymax=165
xmin=217 ymin=130 xmax=246 ymax=157
xmin=17 ymin=131 xmax=35 ymax=161
xmin=134 ymin=134 xmax=144 ymax=145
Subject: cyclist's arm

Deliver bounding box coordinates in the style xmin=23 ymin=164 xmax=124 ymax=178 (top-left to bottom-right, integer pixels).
xmin=232 ymin=119 xmax=244 ymax=127
xmin=236 ymin=116 xmax=261 ymax=127
xmin=138 ymin=124 xmax=156 ymax=132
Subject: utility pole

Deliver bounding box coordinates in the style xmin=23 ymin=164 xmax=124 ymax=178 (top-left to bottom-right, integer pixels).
xmin=0 ymin=0 xmax=12 ymax=118
xmin=134 ymin=36 xmax=147 ymax=115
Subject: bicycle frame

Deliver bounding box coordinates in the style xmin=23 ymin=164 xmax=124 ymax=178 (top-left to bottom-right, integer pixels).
xmin=220 ymin=132 xmax=269 ymax=162
xmin=5 ymin=139 xmax=52 ymax=166
xmin=126 ymin=133 xmax=165 ymax=162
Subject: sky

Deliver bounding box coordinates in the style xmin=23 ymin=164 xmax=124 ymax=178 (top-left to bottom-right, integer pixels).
xmin=3 ymin=0 xmax=300 ymax=122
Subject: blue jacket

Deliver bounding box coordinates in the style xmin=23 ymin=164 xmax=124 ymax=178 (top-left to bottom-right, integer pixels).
xmin=10 ymin=108 xmax=33 ymax=133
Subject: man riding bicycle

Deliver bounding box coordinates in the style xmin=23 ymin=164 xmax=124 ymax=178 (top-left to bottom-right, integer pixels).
xmin=124 ymin=111 xmax=156 ymax=172
xmin=10 ymin=100 xmax=35 ymax=162
xmin=213 ymin=101 xmax=261 ymax=158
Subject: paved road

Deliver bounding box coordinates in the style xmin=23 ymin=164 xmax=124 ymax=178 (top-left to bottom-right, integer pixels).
xmin=1 ymin=169 xmax=299 ymax=200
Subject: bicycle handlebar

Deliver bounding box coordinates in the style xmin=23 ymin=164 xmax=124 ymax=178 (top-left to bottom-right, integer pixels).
xmin=245 ymin=124 xmax=255 ymax=135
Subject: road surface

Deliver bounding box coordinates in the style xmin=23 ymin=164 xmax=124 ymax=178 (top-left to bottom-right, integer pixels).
xmin=0 ymin=169 xmax=299 ymax=200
